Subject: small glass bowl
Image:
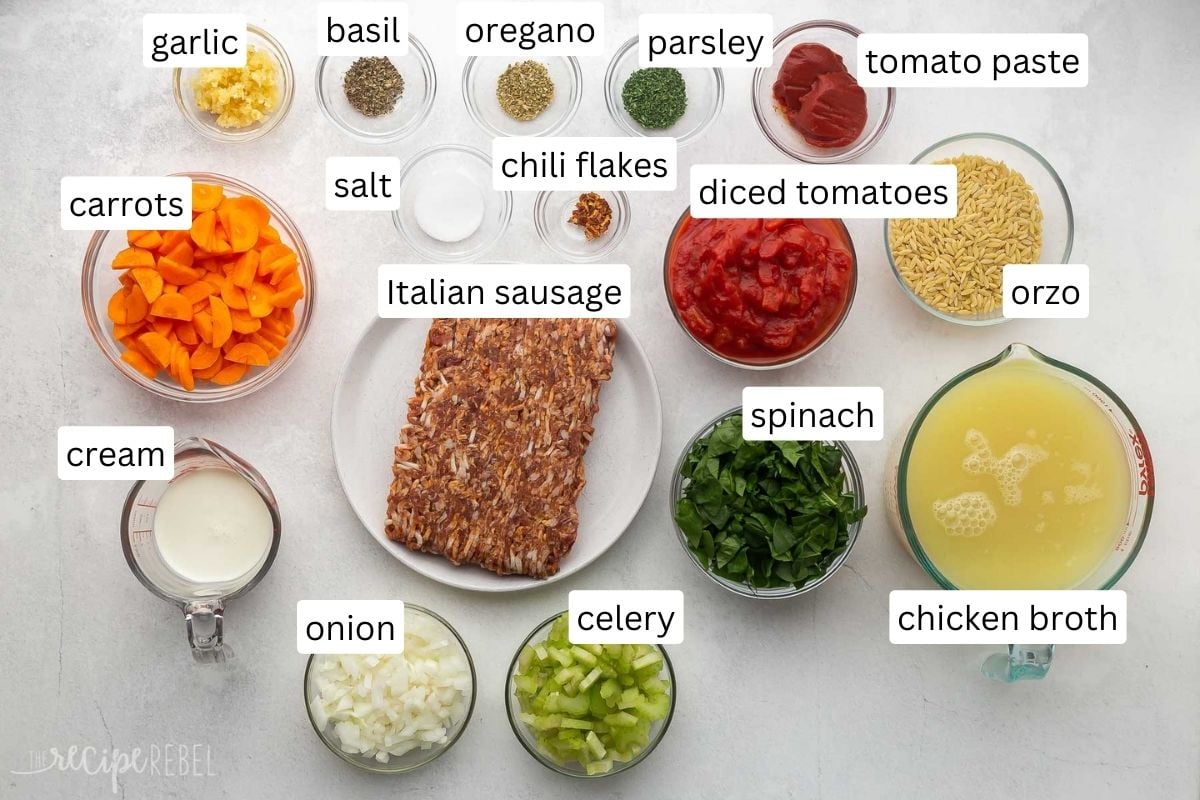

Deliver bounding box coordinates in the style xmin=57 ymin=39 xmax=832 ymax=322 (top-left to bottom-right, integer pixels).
xmin=505 ymin=612 xmax=676 ymax=778
xmin=604 ymin=36 xmax=724 ymax=146
xmin=304 ymin=605 xmax=476 ymax=774
xmin=883 ymin=132 xmax=1075 ymax=326
xmin=752 ymin=20 xmax=895 ymax=163
xmin=391 ymin=144 xmax=513 ymax=262
xmin=462 ymin=56 xmax=581 ymax=137
xmin=670 ymin=407 xmax=866 ymax=599
xmin=81 ymin=172 xmax=315 ymax=403
xmin=315 ymin=37 xmax=436 ymax=143
xmin=533 ymin=190 xmax=630 ymax=262
xmin=173 ymin=25 xmax=295 ymax=143
xmin=662 ymin=207 xmax=858 ymax=370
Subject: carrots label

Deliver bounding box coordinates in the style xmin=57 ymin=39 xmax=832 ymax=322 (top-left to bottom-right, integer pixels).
xmin=62 ymin=177 xmax=191 ymax=230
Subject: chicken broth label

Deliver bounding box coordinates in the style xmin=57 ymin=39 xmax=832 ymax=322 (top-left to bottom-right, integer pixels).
xmin=57 ymin=426 xmax=173 ymax=481
xmin=689 ymin=164 xmax=956 ymax=219
xmin=493 ymin=137 xmax=676 ymax=192
xmin=143 ymin=14 xmax=246 ymax=67
xmin=742 ymin=387 xmax=884 ymax=442
xmin=890 ymin=590 xmax=1125 ymax=645
xmin=456 ymin=2 xmax=604 ymax=56
xmin=569 ymin=591 xmax=684 ymax=644
xmin=318 ymin=2 xmax=409 ymax=56
xmin=326 ymin=156 xmax=402 ymax=210
xmin=61 ymin=177 xmax=192 ymax=230
xmin=857 ymin=33 xmax=1088 ymax=88
xmin=1002 ymin=264 xmax=1090 ymax=319
xmin=297 ymin=600 xmax=406 ymax=654
xmin=378 ymin=264 xmax=631 ymax=318
xmin=638 ymin=13 xmax=772 ymax=68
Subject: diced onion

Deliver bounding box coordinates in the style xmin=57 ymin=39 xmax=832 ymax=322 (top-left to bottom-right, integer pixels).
xmin=308 ymin=614 xmax=472 ymax=762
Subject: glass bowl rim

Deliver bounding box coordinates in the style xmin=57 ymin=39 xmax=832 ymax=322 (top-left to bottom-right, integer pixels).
xmin=171 ymin=24 xmax=295 ymax=143
xmin=389 ymin=143 xmax=514 ymax=262
xmin=532 ymin=189 xmax=631 ymax=262
xmin=313 ymin=35 xmax=438 ymax=143
xmin=750 ymin=19 xmax=896 ymax=164
xmin=669 ymin=405 xmax=866 ymax=599
xmin=460 ymin=54 xmax=583 ymax=138
xmin=894 ymin=342 xmax=1153 ymax=589
xmin=302 ymin=603 xmax=478 ymax=774
xmin=661 ymin=206 xmax=858 ymax=370
xmin=882 ymin=131 xmax=1076 ymax=326
xmin=80 ymin=170 xmax=316 ymax=403
xmin=603 ymin=35 xmax=725 ymax=146
xmin=503 ymin=610 xmax=677 ymax=778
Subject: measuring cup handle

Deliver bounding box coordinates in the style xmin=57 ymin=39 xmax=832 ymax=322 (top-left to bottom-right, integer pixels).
xmin=184 ymin=601 xmax=234 ymax=664
xmin=982 ymin=644 xmax=1054 ymax=682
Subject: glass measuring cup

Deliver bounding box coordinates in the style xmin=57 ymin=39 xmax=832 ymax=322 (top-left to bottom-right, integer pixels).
xmin=121 ymin=437 xmax=281 ymax=663
xmin=886 ymin=343 xmax=1154 ymax=681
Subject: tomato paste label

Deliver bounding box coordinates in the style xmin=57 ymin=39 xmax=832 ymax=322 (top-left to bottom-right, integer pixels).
xmin=857 ymin=33 xmax=1088 ymax=88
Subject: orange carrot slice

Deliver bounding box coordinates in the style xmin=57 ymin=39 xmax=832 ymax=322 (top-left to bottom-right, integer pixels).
xmin=224 ymin=342 xmax=270 ymax=366
xmin=128 ymin=230 xmax=163 ymax=250
xmin=189 ymin=342 xmax=221 ymax=370
xmin=157 ymin=256 xmax=202 ymax=286
xmin=246 ymin=282 xmax=275 ymax=318
xmin=175 ymin=322 xmax=199 ymax=347
xmin=173 ymin=346 xmax=195 ymax=391
xmin=112 ymin=247 xmax=156 ymax=270
xmin=192 ymin=182 xmax=224 ymax=213
xmin=107 ymin=288 xmax=129 ymax=324
xmin=130 ymin=267 xmax=164 ymax=303
xmin=136 ymin=331 xmax=173 ymax=369
xmin=125 ymin=285 xmax=150 ymax=324
xmin=193 ymin=356 xmax=226 ymax=380
xmin=121 ymin=349 xmax=159 ymax=379
xmin=210 ymin=361 xmax=249 ymax=385
xmin=150 ymin=293 xmax=193 ymax=321
xmin=220 ymin=280 xmax=249 ymax=311
xmin=193 ymin=310 xmax=214 ymax=344
xmin=209 ymin=296 xmax=233 ymax=348
xmin=230 ymin=250 xmax=259 ymax=289
xmin=226 ymin=207 xmax=259 ymax=253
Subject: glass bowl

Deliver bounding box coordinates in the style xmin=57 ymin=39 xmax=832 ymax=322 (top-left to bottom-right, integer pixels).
xmin=883 ymin=132 xmax=1074 ymax=326
xmin=505 ymin=611 xmax=676 ymax=778
xmin=533 ymin=190 xmax=630 ymax=262
xmin=662 ymin=207 xmax=858 ymax=370
xmin=670 ymin=407 xmax=866 ymax=599
xmin=304 ymin=605 xmax=476 ymax=774
xmin=173 ymin=25 xmax=295 ymax=143
xmin=752 ymin=20 xmax=894 ymax=163
xmin=604 ymin=36 xmax=723 ymax=146
xmin=315 ymin=36 xmax=436 ymax=143
xmin=462 ymin=56 xmax=581 ymax=137
xmin=81 ymin=172 xmax=315 ymax=403
xmin=391 ymin=144 xmax=513 ymax=262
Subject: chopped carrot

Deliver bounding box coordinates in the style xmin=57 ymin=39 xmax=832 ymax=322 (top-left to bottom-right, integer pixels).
xmin=246 ymin=282 xmax=275 ymax=318
xmin=193 ymin=310 xmax=214 ymax=344
xmin=150 ymin=293 xmax=193 ymax=321
xmin=151 ymin=318 xmax=174 ymax=337
xmin=136 ymin=331 xmax=174 ymax=369
xmin=175 ymin=322 xmax=199 ymax=347
xmin=224 ymin=342 xmax=270 ymax=366
xmin=128 ymin=230 xmax=163 ymax=250
xmin=173 ymin=347 xmax=195 ymax=391
xmin=190 ymin=210 xmax=231 ymax=254
xmin=193 ymin=356 xmax=226 ymax=380
xmin=230 ymin=309 xmax=261 ymax=334
xmin=209 ymin=296 xmax=233 ymax=348
xmin=189 ymin=342 xmax=221 ymax=370
xmin=192 ymin=182 xmax=224 ymax=213
xmin=125 ymin=285 xmax=150 ymax=324
xmin=107 ymin=288 xmax=129 ymax=324
xmin=130 ymin=268 xmax=164 ymax=303
xmin=158 ymin=256 xmax=202 ymax=286
xmin=221 ymin=280 xmax=249 ymax=311
xmin=112 ymin=247 xmax=156 ymax=270
xmin=121 ymin=349 xmax=159 ymax=379
xmin=210 ymin=361 xmax=249 ymax=385
xmin=112 ymin=321 xmax=145 ymax=339
xmin=226 ymin=207 xmax=259 ymax=253
xmin=230 ymin=250 xmax=259 ymax=289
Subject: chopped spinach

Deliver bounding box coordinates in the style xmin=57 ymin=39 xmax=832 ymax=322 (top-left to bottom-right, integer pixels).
xmin=675 ymin=414 xmax=867 ymax=590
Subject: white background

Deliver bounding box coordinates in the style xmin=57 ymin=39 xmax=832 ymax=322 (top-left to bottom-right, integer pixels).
xmin=2 ymin=0 xmax=1197 ymax=798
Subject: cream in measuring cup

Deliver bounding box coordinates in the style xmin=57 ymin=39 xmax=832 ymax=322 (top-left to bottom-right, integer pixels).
xmin=122 ymin=437 xmax=281 ymax=663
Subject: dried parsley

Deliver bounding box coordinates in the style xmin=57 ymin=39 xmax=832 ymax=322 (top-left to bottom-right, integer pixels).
xmin=621 ymin=67 xmax=687 ymax=129
xmin=497 ymin=60 xmax=555 ymax=121
xmin=343 ymin=57 xmax=405 ymax=117
xmin=674 ymin=414 xmax=867 ymax=590
xmin=568 ymin=192 xmax=612 ymax=240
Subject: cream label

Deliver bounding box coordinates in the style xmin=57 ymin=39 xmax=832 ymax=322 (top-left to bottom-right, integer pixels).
xmin=690 ymin=164 xmax=956 ymax=219
xmin=143 ymin=13 xmax=246 ymax=67
xmin=569 ymin=590 xmax=684 ymax=644
xmin=57 ymin=426 xmax=174 ymax=481
xmin=378 ymin=264 xmax=630 ymax=318
xmin=890 ymin=590 xmax=1125 ymax=644
xmin=297 ymin=600 xmax=406 ymax=654
xmin=857 ymin=33 xmax=1088 ymax=88
xmin=638 ymin=13 xmax=772 ymax=68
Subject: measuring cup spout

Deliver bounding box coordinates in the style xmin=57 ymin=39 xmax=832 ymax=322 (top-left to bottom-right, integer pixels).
xmin=185 ymin=600 xmax=233 ymax=664
xmin=982 ymin=644 xmax=1054 ymax=682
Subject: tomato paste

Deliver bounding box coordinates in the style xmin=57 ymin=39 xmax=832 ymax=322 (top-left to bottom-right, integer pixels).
xmin=667 ymin=215 xmax=855 ymax=363
xmin=772 ymin=43 xmax=868 ymax=148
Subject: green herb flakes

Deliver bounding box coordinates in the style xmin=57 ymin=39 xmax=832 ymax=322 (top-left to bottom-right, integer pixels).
xmin=497 ymin=60 xmax=555 ymax=122
xmin=621 ymin=67 xmax=687 ymax=130
xmin=674 ymin=414 xmax=866 ymax=590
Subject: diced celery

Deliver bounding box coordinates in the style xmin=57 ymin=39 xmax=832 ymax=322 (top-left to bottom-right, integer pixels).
xmin=532 ymin=714 xmax=563 ymax=731
xmin=599 ymin=678 xmax=620 ymax=700
xmin=533 ymin=644 xmax=548 ymax=661
xmin=604 ymin=711 xmax=639 ymax=728
xmin=632 ymin=651 xmax=662 ymax=671
xmin=635 ymin=693 xmax=671 ymax=721
xmin=618 ymin=687 xmax=642 ymax=709
xmin=560 ymin=717 xmax=594 ymax=730
xmin=549 ymin=647 xmax=573 ymax=667
xmin=514 ymin=674 xmax=539 ymax=694
xmin=579 ymin=666 xmax=603 ymax=691
xmin=585 ymin=730 xmax=607 ymax=759
xmin=570 ymin=646 xmax=598 ymax=667
xmin=557 ymin=693 xmax=590 ymax=716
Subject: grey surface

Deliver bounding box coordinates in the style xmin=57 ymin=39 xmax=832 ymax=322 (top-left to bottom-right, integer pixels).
xmin=2 ymin=0 xmax=1198 ymax=798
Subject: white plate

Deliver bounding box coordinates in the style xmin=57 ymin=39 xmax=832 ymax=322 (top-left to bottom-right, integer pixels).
xmin=331 ymin=318 xmax=663 ymax=592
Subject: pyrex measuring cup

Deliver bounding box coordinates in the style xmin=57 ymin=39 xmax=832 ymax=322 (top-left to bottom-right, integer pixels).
xmin=886 ymin=344 xmax=1154 ymax=681
xmin=121 ymin=437 xmax=281 ymax=663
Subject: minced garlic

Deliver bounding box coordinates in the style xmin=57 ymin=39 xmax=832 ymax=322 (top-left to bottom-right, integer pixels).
xmin=191 ymin=46 xmax=280 ymax=129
